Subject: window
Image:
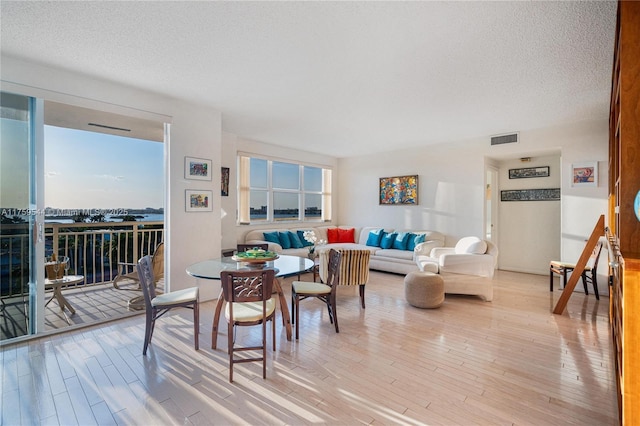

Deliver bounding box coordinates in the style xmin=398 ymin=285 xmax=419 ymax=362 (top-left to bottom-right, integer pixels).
xmin=238 ymin=155 xmax=331 ymax=223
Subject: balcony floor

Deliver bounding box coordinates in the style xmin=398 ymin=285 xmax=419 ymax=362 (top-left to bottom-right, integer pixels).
xmin=1 ymin=283 xmax=142 ymax=340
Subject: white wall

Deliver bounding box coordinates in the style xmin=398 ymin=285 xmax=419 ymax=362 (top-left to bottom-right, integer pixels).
xmin=497 ymin=155 xmax=561 ymax=274
xmin=1 ymin=56 xmax=223 ymax=301
xmin=338 ymin=120 xmax=609 ymax=291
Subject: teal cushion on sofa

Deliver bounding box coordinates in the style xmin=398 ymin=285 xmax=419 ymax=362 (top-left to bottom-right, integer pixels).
xmin=278 ymin=232 xmax=292 ymax=249
xmin=263 ymin=231 xmax=280 ymax=245
xmin=407 ymin=233 xmax=425 ymax=251
xmin=297 ymin=230 xmax=315 ymax=247
xmin=366 ymin=229 xmax=384 ymax=247
xmin=380 ymin=232 xmax=397 ymax=249
xmin=288 ymin=231 xmax=304 ymax=248
xmin=393 ymin=232 xmax=410 ymax=250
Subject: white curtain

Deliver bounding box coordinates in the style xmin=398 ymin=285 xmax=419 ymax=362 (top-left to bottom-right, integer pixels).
xmin=238 ymin=156 xmax=250 ymax=224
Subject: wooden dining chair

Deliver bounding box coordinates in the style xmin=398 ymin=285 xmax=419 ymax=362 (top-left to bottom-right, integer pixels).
xmin=291 ymin=249 xmax=342 ymax=339
xmin=550 ymin=241 xmax=603 ymax=300
xmin=318 ymin=249 xmax=371 ymax=308
xmin=220 ymin=268 xmax=276 ymax=382
xmin=137 ymin=255 xmax=199 ymax=355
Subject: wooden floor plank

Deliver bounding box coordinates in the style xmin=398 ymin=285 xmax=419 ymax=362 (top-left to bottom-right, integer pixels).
xmin=0 ymin=269 xmax=619 ymax=425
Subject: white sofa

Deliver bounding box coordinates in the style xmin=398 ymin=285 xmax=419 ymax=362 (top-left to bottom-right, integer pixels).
xmin=415 ymin=236 xmax=498 ymax=301
xmin=243 ymin=226 xmax=445 ymax=275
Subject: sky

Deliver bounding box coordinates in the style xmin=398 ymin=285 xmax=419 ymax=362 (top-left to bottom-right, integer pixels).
xmin=45 ymin=126 xmax=164 ymax=210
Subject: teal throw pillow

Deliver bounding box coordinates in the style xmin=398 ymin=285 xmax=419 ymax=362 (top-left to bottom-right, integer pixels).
xmin=366 ymin=229 xmax=384 ymax=247
xmin=380 ymin=232 xmax=397 ymax=249
xmin=278 ymin=232 xmax=292 ymax=249
xmin=263 ymin=231 xmax=280 ymax=245
xmin=408 ymin=233 xmax=426 ymax=251
xmin=288 ymin=231 xmax=304 ymax=248
xmin=393 ymin=232 xmax=410 ymax=250
xmin=297 ymin=230 xmax=315 ymax=247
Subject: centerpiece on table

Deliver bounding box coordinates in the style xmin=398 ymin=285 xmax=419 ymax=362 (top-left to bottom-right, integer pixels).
xmin=302 ymin=230 xmax=326 ymax=260
xmin=232 ymin=247 xmax=279 ymax=266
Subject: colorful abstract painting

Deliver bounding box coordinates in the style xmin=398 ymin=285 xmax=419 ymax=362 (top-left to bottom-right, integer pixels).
xmin=379 ymin=175 xmax=418 ymax=205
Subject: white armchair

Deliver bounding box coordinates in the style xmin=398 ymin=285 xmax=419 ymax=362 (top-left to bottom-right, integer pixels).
xmin=415 ymin=237 xmax=498 ymax=301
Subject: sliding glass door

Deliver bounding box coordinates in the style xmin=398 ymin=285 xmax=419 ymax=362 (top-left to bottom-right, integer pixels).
xmin=0 ymin=92 xmax=42 ymax=341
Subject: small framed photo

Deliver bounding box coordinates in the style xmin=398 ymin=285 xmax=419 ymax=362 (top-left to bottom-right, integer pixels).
xmin=185 ymin=156 xmax=212 ymax=181
xmin=186 ymin=190 xmax=212 ymax=212
xmin=571 ymin=162 xmax=598 ymax=187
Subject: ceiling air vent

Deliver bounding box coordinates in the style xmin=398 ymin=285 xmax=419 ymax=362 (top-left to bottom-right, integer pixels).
xmin=490 ymin=133 xmax=519 ymax=146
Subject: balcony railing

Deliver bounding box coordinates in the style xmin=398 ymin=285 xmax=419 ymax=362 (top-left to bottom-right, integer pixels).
xmin=1 ymin=221 xmax=164 ymax=299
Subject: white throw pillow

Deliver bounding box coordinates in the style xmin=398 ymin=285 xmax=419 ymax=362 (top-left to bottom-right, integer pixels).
xmin=454 ymin=237 xmax=487 ymax=254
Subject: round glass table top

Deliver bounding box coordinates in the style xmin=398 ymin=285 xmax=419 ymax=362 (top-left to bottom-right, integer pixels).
xmin=186 ymin=254 xmax=313 ymax=280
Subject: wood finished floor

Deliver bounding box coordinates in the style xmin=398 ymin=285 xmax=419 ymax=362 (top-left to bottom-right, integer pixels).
xmin=1 ymin=270 xmax=618 ymax=425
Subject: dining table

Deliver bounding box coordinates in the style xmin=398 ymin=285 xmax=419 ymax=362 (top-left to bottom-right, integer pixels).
xmin=186 ymin=254 xmax=314 ymax=346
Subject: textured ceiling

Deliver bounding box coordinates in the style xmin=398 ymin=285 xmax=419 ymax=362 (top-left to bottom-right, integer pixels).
xmin=0 ymin=1 xmax=616 ymax=158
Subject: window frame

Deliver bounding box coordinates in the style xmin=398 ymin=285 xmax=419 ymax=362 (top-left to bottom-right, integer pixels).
xmin=238 ymin=154 xmax=331 ymax=224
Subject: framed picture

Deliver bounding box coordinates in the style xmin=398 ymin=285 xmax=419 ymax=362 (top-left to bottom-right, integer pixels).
xmin=221 ymin=167 xmax=230 ymax=196
xmin=501 ymin=188 xmax=560 ymax=202
xmin=572 ymin=162 xmax=598 ymax=187
xmin=186 ymin=190 xmax=212 ymax=212
xmin=379 ymin=175 xmax=418 ymax=205
xmin=185 ymin=156 xmax=212 ymax=181
xmin=509 ymin=166 xmax=550 ymax=179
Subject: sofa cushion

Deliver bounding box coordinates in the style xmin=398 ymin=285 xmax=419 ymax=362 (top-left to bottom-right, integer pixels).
xmin=337 ymin=227 xmax=355 ymax=243
xmin=288 ymin=231 xmax=304 ymax=248
xmin=407 ymin=233 xmax=425 ymax=251
xmin=393 ymin=232 xmax=411 ymax=250
xmin=297 ymin=230 xmax=315 ymax=247
xmin=380 ymin=232 xmax=397 ymax=249
xmin=327 ymin=228 xmax=339 ymax=243
xmin=374 ymin=249 xmax=414 ymax=260
xmin=263 ymin=231 xmax=281 ymax=245
xmin=455 ymin=236 xmax=487 ymax=254
xmin=366 ymin=229 xmax=384 ymax=247
xmin=278 ymin=231 xmax=292 ymax=249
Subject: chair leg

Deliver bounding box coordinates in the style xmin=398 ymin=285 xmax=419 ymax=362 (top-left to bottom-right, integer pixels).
xmin=193 ymin=301 xmax=200 ymax=351
xmin=582 ymin=272 xmax=589 ymax=295
xmin=549 ymin=268 xmax=554 ymax=292
xmin=592 ymin=272 xmax=600 ymax=300
xmin=295 ymin=295 xmax=300 ymax=340
xmin=228 ymin=322 xmax=234 ymax=383
xmin=359 ymin=285 xmax=366 ymax=309
xmin=143 ymin=310 xmax=154 ymax=355
xmin=262 ymin=320 xmax=267 ymax=379
xmin=331 ymin=294 xmax=339 ymax=333
xmin=272 ymin=317 xmax=276 ymax=351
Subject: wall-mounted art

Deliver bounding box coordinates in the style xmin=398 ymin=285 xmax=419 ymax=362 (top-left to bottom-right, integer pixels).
xmin=185 ymin=156 xmax=212 ymax=181
xmin=501 ymin=188 xmax=560 ymax=202
xmin=379 ymin=175 xmax=418 ymax=205
xmin=509 ymin=166 xmax=550 ymax=179
xmin=572 ymin=162 xmax=598 ymax=187
xmin=221 ymin=167 xmax=230 ymax=196
xmin=186 ymin=190 xmax=212 ymax=212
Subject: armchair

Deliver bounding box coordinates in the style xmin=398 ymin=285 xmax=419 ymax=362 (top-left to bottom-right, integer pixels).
xmin=415 ymin=237 xmax=498 ymax=301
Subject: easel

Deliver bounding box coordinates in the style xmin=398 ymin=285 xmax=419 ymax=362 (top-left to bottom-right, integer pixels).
xmin=553 ymin=215 xmax=605 ymax=315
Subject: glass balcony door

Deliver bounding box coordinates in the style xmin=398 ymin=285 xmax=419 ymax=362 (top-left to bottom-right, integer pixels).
xmin=1 ymin=92 xmax=44 ymax=341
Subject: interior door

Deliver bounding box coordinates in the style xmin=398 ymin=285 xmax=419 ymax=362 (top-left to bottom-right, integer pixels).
xmin=0 ymin=92 xmax=44 ymax=341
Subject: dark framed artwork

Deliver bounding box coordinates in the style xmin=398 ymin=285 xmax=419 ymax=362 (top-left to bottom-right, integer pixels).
xmin=501 ymin=188 xmax=560 ymax=202
xmin=509 ymin=166 xmax=550 ymax=179
xmin=379 ymin=175 xmax=418 ymax=205
xmin=221 ymin=167 xmax=230 ymax=196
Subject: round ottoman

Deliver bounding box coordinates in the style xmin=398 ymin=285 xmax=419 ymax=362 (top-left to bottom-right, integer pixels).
xmin=404 ymin=271 xmax=444 ymax=308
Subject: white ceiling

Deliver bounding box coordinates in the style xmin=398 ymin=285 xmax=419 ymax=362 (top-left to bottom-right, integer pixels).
xmin=0 ymin=1 xmax=617 ymax=158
